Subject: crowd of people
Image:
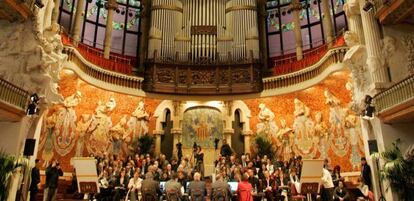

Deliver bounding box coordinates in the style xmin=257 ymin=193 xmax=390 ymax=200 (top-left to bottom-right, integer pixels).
xmin=32 ymin=141 xmax=374 ymax=201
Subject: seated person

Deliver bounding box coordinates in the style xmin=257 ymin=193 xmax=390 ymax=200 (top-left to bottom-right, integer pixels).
xmin=333 ymin=181 xmax=350 ymax=201
xmin=263 ymin=171 xmax=277 ymax=201
xmin=211 ymin=173 xmax=231 ymax=201
xmin=113 ymin=168 xmax=129 ymax=201
xmin=141 ymin=172 xmax=162 ymax=201
xmin=289 ymin=168 xmax=301 ymax=194
xmin=237 ymin=173 xmax=253 ymax=201
xmin=128 ymin=171 xmax=143 ymax=201
xmin=97 ymin=170 xmax=111 ymax=201
xmin=357 ymin=177 xmax=374 ymax=201
xmin=165 ymin=173 xmax=183 ymax=201
xmin=188 ymin=172 xmax=206 ymax=201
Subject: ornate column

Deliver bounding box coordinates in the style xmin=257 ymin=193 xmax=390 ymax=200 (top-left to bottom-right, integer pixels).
xmin=257 ymin=0 xmax=269 ymax=70
xmin=242 ymin=130 xmax=253 ymax=154
xmin=359 ymin=0 xmax=389 ymax=87
xmin=103 ymin=0 xmax=118 ymax=59
xmin=290 ymin=0 xmax=303 ymax=60
xmin=51 ymin=0 xmax=61 ymax=26
xmin=321 ymin=0 xmax=334 ymax=48
xmin=153 ymin=130 xmax=164 ymax=155
xmin=138 ymin=0 xmax=151 ymax=73
xmin=72 ymin=0 xmax=85 ymax=46
xmin=344 ymin=0 xmax=365 ymax=44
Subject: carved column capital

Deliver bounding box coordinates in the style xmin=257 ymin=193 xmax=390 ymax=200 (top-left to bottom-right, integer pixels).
xmin=223 ymin=129 xmax=234 ymax=135
xmin=153 ymin=130 xmax=164 ymax=135
xmin=171 ymin=129 xmax=182 ymax=135
xmin=343 ymin=0 xmax=361 ymax=17
xmin=106 ymin=0 xmax=118 ymax=10
xmin=242 ymin=130 xmax=254 ymax=136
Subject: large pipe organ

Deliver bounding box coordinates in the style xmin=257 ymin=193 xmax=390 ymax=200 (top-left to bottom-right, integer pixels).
xmin=144 ymin=0 xmax=263 ymax=94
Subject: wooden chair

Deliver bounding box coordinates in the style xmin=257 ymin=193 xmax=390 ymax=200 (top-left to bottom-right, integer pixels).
xmin=166 ymin=189 xmax=180 ymax=201
xmin=191 ymin=188 xmax=204 ymax=201
xmin=211 ymin=188 xmax=228 ymax=201
xmin=141 ymin=187 xmax=158 ymax=201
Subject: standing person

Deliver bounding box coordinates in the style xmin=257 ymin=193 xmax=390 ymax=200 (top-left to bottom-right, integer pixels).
xmin=220 ymin=139 xmax=233 ymax=158
xmin=195 ymin=146 xmax=204 ymax=177
xmin=30 ymin=159 xmax=41 ymax=201
xmin=237 ymin=173 xmax=253 ymax=201
xmin=321 ymin=166 xmax=334 ymax=201
xmin=360 ymin=157 xmax=372 ymax=190
xmin=44 ymin=160 xmax=63 ymax=201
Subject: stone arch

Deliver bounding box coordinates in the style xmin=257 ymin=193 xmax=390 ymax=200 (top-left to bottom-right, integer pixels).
xmin=231 ymin=100 xmax=252 ymax=133
xmin=153 ymin=100 xmax=174 ymax=132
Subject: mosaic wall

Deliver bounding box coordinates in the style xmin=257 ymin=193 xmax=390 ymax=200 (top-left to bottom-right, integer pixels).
xmin=244 ymin=71 xmax=364 ymax=171
xmin=37 ymin=69 xmax=364 ymax=172
xmin=37 ymin=70 xmax=161 ymax=170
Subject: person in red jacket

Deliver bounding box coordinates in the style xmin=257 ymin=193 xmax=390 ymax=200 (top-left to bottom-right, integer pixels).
xmin=237 ymin=173 xmax=253 ymax=201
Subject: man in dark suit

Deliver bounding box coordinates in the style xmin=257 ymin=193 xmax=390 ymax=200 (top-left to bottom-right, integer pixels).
xmin=141 ymin=172 xmax=162 ymax=200
xmin=211 ymin=173 xmax=231 ymax=201
xmin=188 ymin=172 xmax=206 ymax=201
xmin=247 ymin=169 xmax=261 ymax=201
xmin=361 ymin=157 xmax=372 ymax=190
xmin=220 ymin=139 xmax=233 ymax=158
xmin=44 ymin=159 xmax=63 ymax=201
xmin=29 ymin=159 xmax=41 ymax=201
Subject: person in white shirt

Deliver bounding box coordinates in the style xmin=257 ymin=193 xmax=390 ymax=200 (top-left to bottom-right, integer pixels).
xmin=128 ymin=171 xmax=143 ymax=201
xmin=321 ymin=166 xmax=334 ymax=201
xmin=289 ymin=168 xmax=301 ymax=194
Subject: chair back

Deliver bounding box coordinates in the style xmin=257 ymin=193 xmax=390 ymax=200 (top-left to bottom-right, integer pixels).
xmin=191 ymin=188 xmax=204 ymax=201
xmin=166 ymin=188 xmax=180 ymax=201
xmin=212 ymin=188 xmax=227 ymax=201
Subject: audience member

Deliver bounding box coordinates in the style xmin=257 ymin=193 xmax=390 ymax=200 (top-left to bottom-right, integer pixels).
xmin=237 ymin=173 xmax=253 ymax=201
xmin=333 ymin=181 xmax=350 ymax=201
xmin=44 ymin=159 xmax=63 ymax=201
xmin=321 ymin=165 xmax=334 ymax=201
xmin=360 ymin=157 xmax=372 ymax=190
xmin=128 ymin=171 xmax=143 ymax=201
xmin=30 ymin=159 xmax=41 ymax=201
xmin=188 ymin=172 xmax=206 ymax=201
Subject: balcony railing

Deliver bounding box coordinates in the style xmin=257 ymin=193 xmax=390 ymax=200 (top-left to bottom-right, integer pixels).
xmin=373 ymin=75 xmax=414 ymax=113
xmin=61 ymin=34 xmax=135 ymax=75
xmin=63 ymin=47 xmax=144 ymax=90
xmin=263 ymin=46 xmax=348 ymax=90
xmin=0 ymin=78 xmax=30 ymax=112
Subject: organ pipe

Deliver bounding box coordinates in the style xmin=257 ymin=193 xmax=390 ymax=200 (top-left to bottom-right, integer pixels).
xmin=149 ymin=0 xmax=259 ymax=62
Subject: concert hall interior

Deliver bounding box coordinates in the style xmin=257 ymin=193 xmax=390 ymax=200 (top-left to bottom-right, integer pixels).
xmin=0 ymin=0 xmax=413 ymax=201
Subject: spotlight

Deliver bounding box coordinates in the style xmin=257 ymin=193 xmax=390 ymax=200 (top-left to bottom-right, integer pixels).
xmin=362 ymin=0 xmax=374 ymax=12
xmin=362 ymin=95 xmax=375 ymax=120
xmin=34 ymin=0 xmax=44 ymax=8
xmin=27 ymin=93 xmax=40 ymax=116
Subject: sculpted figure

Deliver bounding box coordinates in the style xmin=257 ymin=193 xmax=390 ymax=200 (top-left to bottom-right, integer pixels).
xmin=293 ymin=98 xmax=313 ymax=140
xmin=256 ymin=103 xmax=278 ymax=136
xmin=54 ymin=91 xmax=81 ymax=147
xmin=110 ymin=115 xmax=129 ymax=156
xmin=314 ymin=112 xmax=329 ymax=159
xmin=39 ymin=112 xmax=57 ymax=166
xmin=75 ymin=114 xmax=93 ymax=157
xmin=276 ymin=119 xmax=294 ymax=161
xmin=128 ymin=100 xmax=149 ymax=139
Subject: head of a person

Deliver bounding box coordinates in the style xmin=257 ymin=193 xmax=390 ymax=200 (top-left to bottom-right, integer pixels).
xmin=103 ymin=170 xmax=108 ymax=177
xmin=247 ymin=169 xmax=254 ymax=177
xmin=197 ymin=146 xmax=202 ymax=152
xmin=290 ymin=168 xmax=297 ymax=175
xmin=171 ymin=172 xmax=178 ymax=181
xmin=120 ymin=168 xmax=126 ymax=177
xmin=133 ymin=171 xmax=140 ymax=179
xmin=35 ymin=159 xmax=40 ymax=168
xmin=338 ymin=181 xmax=345 ymax=188
xmin=242 ymin=173 xmax=249 ymax=182
xmin=145 ymin=172 xmax=154 ymax=180
xmin=361 ymin=157 xmax=367 ymax=165
xmin=223 ymin=139 xmax=227 ymax=145
xmin=333 ymin=165 xmax=341 ymax=174
xmin=193 ymin=172 xmax=201 ymax=181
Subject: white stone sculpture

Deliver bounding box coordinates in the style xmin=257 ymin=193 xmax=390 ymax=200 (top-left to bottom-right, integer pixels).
xmin=256 ymin=103 xmax=278 ymax=136
xmin=127 ymin=100 xmax=150 ymax=139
